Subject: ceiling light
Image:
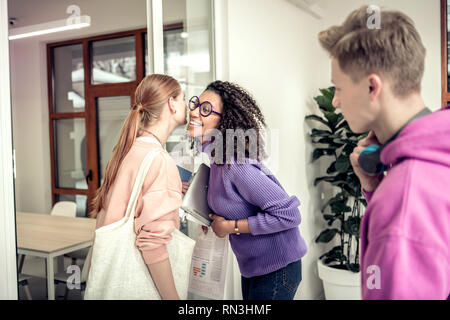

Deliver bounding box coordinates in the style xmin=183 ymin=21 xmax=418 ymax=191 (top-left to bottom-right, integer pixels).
xmin=9 ymin=15 xmax=91 ymax=40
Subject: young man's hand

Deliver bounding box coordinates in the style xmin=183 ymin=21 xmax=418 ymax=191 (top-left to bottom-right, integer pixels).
xmin=349 ymin=131 xmax=384 ymax=193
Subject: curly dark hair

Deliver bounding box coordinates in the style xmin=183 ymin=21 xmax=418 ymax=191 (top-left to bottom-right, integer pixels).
xmin=204 ymin=80 xmax=267 ymax=166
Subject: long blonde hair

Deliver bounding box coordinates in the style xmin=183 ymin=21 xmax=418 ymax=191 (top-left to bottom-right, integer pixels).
xmin=89 ymin=74 xmax=181 ymax=218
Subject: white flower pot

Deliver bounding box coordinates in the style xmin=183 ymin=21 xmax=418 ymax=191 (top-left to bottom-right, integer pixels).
xmin=317 ymin=259 xmax=361 ymax=300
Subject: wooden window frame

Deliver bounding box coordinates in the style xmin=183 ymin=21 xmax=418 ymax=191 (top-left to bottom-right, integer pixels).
xmin=47 ymin=24 xmax=183 ymax=212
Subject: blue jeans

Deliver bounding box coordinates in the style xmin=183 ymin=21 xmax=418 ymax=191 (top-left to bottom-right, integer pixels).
xmin=241 ymin=260 xmax=302 ymax=300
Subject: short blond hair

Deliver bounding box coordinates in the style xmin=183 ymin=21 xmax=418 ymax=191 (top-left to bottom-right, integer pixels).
xmin=318 ymin=6 xmax=426 ymax=97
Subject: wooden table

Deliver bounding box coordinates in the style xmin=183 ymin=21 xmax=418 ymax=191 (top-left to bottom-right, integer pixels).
xmin=16 ymin=212 xmax=96 ymax=300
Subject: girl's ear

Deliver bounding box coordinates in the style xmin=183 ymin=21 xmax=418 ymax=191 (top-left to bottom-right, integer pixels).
xmin=168 ymin=97 xmax=175 ymax=112
xmin=168 ymin=97 xmax=178 ymax=114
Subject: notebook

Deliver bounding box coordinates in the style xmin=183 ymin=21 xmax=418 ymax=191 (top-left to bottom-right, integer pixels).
xmin=181 ymin=163 xmax=213 ymax=226
xmin=177 ymin=165 xmax=193 ymax=182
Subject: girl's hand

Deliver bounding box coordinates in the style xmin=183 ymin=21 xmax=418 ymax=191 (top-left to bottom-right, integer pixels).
xmin=209 ymin=214 xmax=231 ymax=238
xmin=182 ymin=182 xmax=190 ymax=195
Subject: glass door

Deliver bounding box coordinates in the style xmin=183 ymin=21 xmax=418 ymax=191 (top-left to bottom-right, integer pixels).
xmin=161 ymin=0 xmax=215 ymax=238
xmin=49 ymin=43 xmax=89 ymax=217
xmin=87 ymin=34 xmax=139 ymax=195
xmin=90 ymin=94 xmax=134 ymax=190
xmin=161 ymin=0 xmax=215 ymax=155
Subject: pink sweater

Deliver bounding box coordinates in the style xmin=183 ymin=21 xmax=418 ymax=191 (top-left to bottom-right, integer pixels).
xmin=95 ymin=138 xmax=182 ymax=265
xmin=360 ymin=108 xmax=450 ymax=299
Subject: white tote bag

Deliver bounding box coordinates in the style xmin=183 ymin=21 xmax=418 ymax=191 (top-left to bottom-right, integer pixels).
xmin=84 ymin=149 xmax=195 ymax=300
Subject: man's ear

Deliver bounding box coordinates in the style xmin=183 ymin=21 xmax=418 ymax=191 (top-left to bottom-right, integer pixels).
xmin=368 ymin=74 xmax=382 ymax=101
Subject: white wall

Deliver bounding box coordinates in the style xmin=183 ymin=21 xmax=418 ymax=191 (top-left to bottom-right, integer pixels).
xmin=226 ymin=0 xmax=441 ymax=300
xmin=227 ymin=0 xmax=330 ymax=300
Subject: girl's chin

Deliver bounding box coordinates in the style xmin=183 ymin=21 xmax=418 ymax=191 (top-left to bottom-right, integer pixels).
xmin=187 ymin=125 xmax=203 ymax=137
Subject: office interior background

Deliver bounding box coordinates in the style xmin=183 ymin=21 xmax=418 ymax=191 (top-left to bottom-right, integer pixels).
xmin=0 ymin=0 xmax=443 ymax=300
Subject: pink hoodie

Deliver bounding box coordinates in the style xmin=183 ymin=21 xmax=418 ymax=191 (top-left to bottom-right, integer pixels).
xmin=360 ymin=106 xmax=450 ymax=300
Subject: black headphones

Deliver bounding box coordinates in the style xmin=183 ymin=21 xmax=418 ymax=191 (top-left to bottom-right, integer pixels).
xmin=358 ymin=107 xmax=432 ymax=176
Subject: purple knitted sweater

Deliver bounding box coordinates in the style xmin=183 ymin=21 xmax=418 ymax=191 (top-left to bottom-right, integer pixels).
xmin=203 ymin=142 xmax=307 ymax=278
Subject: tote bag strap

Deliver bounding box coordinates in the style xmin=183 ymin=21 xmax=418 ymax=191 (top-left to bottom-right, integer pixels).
xmin=124 ymin=149 xmax=162 ymax=221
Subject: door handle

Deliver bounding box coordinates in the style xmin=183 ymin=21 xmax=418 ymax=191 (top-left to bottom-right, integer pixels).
xmin=85 ymin=169 xmax=93 ymax=185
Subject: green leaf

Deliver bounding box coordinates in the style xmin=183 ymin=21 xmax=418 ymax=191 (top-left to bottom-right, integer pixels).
xmin=315 ymin=172 xmax=349 ymax=186
xmin=314 ymin=95 xmax=335 ymax=113
xmin=326 ymin=162 xmax=337 ymax=174
xmin=323 ymin=214 xmax=338 ymax=226
xmin=324 ymin=112 xmax=339 ymax=128
xmin=335 ymin=120 xmax=349 ymax=131
xmin=330 ymin=180 xmax=349 ymax=188
xmin=319 ymin=88 xmax=334 ymax=100
xmin=305 ymin=115 xmax=330 ymax=128
xmin=314 ymin=175 xmax=339 ymax=186
xmin=343 ymin=185 xmax=358 ymax=197
xmin=342 ymin=143 xmax=356 ymax=156
xmin=310 ymin=128 xmax=333 ymax=137
xmin=343 ymin=216 xmax=361 ymax=236
xmin=321 ymin=191 xmax=347 ymax=212
xmin=330 ymin=201 xmax=352 ymax=214
xmin=320 ymin=245 xmax=348 ymax=264
xmin=315 ymin=228 xmax=339 ymax=243
xmin=335 ymin=155 xmax=350 ymax=173
xmin=360 ymin=198 xmax=367 ymax=207
xmin=312 ymin=137 xmax=342 ymax=148
xmin=346 ymin=173 xmax=361 ymax=190
xmin=312 ymin=148 xmax=335 ymax=162
xmin=332 ymin=137 xmax=346 ymax=145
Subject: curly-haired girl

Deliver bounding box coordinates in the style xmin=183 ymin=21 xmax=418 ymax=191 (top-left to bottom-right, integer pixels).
xmin=186 ymin=80 xmax=307 ymax=300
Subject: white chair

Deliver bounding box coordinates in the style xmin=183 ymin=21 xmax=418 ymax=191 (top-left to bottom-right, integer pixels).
xmin=50 ymin=201 xmax=77 ymax=217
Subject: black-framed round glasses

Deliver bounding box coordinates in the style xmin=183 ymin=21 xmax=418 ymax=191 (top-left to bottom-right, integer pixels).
xmin=189 ymin=96 xmax=222 ymax=117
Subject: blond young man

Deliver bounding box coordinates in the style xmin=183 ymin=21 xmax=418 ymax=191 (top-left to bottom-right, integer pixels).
xmin=318 ymin=6 xmax=450 ymax=299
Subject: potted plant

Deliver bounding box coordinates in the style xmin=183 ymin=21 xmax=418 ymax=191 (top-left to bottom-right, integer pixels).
xmin=305 ymin=87 xmax=368 ymax=300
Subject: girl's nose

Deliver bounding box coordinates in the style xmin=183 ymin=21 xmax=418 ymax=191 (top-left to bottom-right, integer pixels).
xmin=190 ymin=104 xmax=201 ymax=118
